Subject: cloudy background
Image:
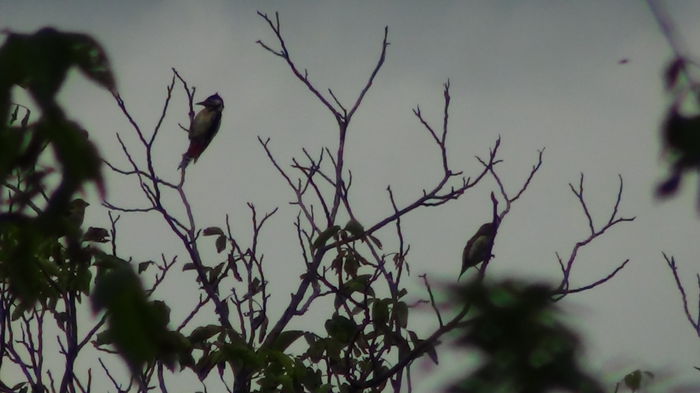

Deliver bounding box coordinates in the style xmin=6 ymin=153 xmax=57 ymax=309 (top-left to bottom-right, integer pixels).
xmin=3 ymin=0 xmax=700 ymax=391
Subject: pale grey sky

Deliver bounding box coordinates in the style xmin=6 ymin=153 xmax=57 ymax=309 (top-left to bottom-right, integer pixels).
xmin=2 ymin=0 xmax=700 ymax=391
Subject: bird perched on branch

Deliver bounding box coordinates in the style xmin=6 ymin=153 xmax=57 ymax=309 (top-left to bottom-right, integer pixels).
xmin=178 ymin=93 xmax=224 ymax=170
xmin=65 ymin=198 xmax=89 ymax=229
xmin=459 ymin=222 xmax=497 ymax=279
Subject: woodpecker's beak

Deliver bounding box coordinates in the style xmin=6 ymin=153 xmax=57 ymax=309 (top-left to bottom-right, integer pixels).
xmin=196 ymin=99 xmax=207 ymax=106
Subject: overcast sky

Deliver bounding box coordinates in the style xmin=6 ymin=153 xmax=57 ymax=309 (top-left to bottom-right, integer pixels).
xmin=3 ymin=0 xmax=700 ymax=391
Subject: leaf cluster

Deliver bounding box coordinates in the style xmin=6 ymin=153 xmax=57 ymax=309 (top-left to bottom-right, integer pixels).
xmin=0 ymin=27 xmax=113 ymax=306
xmin=656 ymin=57 xmax=700 ymax=207
xmin=449 ymin=280 xmax=605 ymax=393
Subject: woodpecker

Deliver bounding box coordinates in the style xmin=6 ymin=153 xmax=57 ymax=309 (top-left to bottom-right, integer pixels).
xmin=66 ymin=198 xmax=89 ymax=228
xmin=178 ymin=93 xmax=224 ymax=170
xmin=459 ymin=222 xmax=497 ymax=280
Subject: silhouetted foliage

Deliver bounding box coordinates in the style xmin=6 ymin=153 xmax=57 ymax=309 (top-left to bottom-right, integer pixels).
xmin=449 ymin=280 xmax=603 ymax=393
xmin=0 ymin=27 xmax=110 ymax=306
xmin=648 ymin=0 xmax=700 ymax=208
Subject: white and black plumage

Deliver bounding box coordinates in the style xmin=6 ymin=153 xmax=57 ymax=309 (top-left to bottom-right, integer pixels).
xmin=178 ymin=93 xmax=224 ymax=170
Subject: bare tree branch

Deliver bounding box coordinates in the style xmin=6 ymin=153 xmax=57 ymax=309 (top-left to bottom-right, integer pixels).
xmin=554 ymin=174 xmax=635 ymax=300
xmin=662 ymin=253 xmax=700 ymax=336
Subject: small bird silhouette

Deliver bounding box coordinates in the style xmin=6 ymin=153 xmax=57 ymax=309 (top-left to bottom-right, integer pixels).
xmin=459 ymin=222 xmax=497 ymax=279
xmin=66 ymin=198 xmax=89 ymax=228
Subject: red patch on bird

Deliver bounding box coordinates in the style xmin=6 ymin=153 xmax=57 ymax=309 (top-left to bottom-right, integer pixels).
xmin=186 ymin=142 xmax=205 ymax=159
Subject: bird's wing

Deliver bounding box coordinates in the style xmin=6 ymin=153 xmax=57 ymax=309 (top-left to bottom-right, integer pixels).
xmin=468 ymin=236 xmax=489 ymax=261
xmin=208 ymin=110 xmax=222 ymax=139
xmin=198 ymin=110 xmax=222 ymax=152
xmin=189 ymin=109 xmax=218 ymax=139
xmin=462 ymin=241 xmax=471 ymax=263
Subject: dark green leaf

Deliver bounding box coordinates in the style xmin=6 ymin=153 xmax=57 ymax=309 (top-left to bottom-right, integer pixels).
xmin=138 ymin=261 xmax=154 ymax=274
xmin=93 ymin=253 xmax=128 ymax=270
xmin=221 ymin=342 xmax=263 ymax=373
xmin=425 ymin=341 xmax=439 ymax=365
xmin=408 ymin=330 xmax=419 ymax=343
xmin=393 ymin=301 xmax=408 ymax=328
xmin=11 ymin=303 xmax=29 ymax=321
xmin=94 ymin=329 xmax=113 ymax=346
xmin=229 ymin=252 xmax=242 ymax=281
xmin=91 ymin=260 xmax=165 ymax=374
xmin=182 ymin=263 xmax=196 ymax=271
xmin=624 ymin=370 xmax=642 ymax=391
xmin=38 ymin=258 xmax=60 ymax=277
xmin=395 ymin=334 xmax=410 ymax=361
xmin=149 ymin=300 xmax=171 ymax=326
xmin=368 ymin=234 xmax=382 ymax=249
xmin=66 ymin=33 xmax=116 ymax=91
xmin=76 ymin=266 xmax=92 ymax=294
xmin=324 ymin=314 xmax=357 ymax=344
xmin=272 ymin=330 xmax=305 ymax=351
xmin=305 ymin=339 xmax=325 ymax=363
xmin=664 ymin=57 xmax=685 ymax=91
xmin=40 ymin=119 xmax=104 ymax=197
xmin=209 ymin=262 xmax=224 ymax=282
xmin=203 ymin=226 xmax=224 ymax=236
xmin=9 ymin=104 xmax=19 ymax=124
xmin=372 ymin=299 xmax=389 ymax=330
xmin=302 ymin=367 xmax=323 ymax=391
xmin=343 ymin=252 xmax=359 ymax=277
xmin=188 ymin=324 xmax=223 ymax=345
xmin=84 ymin=226 xmax=109 ymax=242
xmin=194 ymin=350 xmax=218 ymax=380
xmin=253 ymin=314 xmax=268 ymax=338
xmin=215 ymin=235 xmax=226 ymax=253
xmin=312 ymin=225 xmax=341 ymax=250
xmin=344 ymin=274 xmax=373 ymax=294
xmin=1 ymin=223 xmax=50 ymax=307
xmin=344 ymin=218 xmax=364 ymax=238
xmin=54 ymin=311 xmax=68 ymax=330
xmin=314 ymin=384 xmax=332 ymax=393
xmin=20 ymin=107 xmax=30 ymax=128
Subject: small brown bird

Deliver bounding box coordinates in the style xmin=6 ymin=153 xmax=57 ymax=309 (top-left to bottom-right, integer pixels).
xmin=459 ymin=222 xmax=497 ymax=279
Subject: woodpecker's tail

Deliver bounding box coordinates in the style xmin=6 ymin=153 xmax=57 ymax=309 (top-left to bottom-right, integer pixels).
xmin=458 ymin=269 xmax=466 ymax=281
xmin=178 ymin=154 xmax=192 ymax=170
xmin=178 ymin=142 xmax=205 ymax=170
